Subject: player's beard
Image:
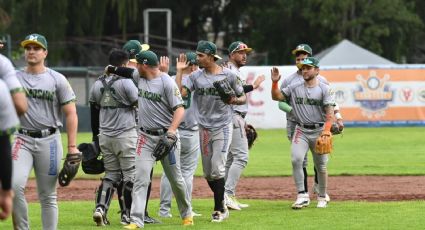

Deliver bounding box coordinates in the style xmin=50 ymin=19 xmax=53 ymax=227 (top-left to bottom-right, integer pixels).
xmin=303 ymin=74 xmax=315 ymax=82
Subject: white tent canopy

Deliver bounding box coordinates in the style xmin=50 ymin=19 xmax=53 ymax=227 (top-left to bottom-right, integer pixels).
xmin=315 ymin=39 xmax=395 ymax=66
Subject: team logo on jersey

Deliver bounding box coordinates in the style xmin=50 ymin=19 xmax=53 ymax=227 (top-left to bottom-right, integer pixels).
xmin=418 ymin=87 xmax=425 ymax=102
xmin=353 ymin=71 xmax=394 ymax=119
xmin=399 ymin=87 xmax=414 ymax=103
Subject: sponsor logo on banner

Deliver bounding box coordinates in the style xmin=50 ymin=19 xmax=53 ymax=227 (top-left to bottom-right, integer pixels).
xmin=334 ymin=88 xmax=346 ymax=104
xmin=246 ymin=72 xmax=264 ymax=115
xmin=418 ymin=87 xmax=425 ymax=102
xmin=399 ymin=87 xmax=414 ymax=103
xmin=353 ymin=71 xmax=394 ymax=118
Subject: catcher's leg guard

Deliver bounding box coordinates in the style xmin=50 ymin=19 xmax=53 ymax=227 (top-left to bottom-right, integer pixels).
xmin=122 ymin=181 xmax=133 ymax=221
xmin=95 ymin=178 xmax=115 ymax=215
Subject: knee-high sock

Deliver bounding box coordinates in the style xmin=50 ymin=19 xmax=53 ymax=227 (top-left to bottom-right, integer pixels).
xmin=144 ymin=168 xmax=154 ymax=215
xmin=303 ymin=167 xmax=308 ymax=192
xmin=207 ymin=178 xmax=225 ymax=212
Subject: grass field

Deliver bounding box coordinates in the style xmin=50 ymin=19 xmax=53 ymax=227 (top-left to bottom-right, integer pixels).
xmin=1 ymin=199 xmax=424 ymax=230
xmin=2 ymin=127 xmax=424 ymax=229
xmin=68 ymin=127 xmax=425 ymax=178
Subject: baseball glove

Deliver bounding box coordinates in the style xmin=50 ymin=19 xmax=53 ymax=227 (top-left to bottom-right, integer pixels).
xmin=79 ymin=141 xmax=105 ymax=175
xmin=330 ymin=123 xmax=343 ymax=135
xmin=58 ymin=152 xmax=82 ymax=187
xmin=153 ymin=132 xmax=178 ymax=161
xmin=315 ymin=131 xmax=333 ymax=154
xmin=213 ymin=79 xmax=236 ymax=103
xmin=245 ymin=124 xmax=258 ymax=149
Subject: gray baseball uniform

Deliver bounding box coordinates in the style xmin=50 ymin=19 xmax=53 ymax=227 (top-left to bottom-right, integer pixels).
xmin=12 ymin=68 xmax=76 ymax=230
xmin=224 ymin=63 xmax=249 ymax=197
xmin=0 ymin=79 xmax=20 ymax=135
xmin=130 ymin=72 xmax=192 ymax=228
xmin=184 ymin=67 xmax=244 ymax=181
xmin=89 ymin=74 xmax=138 ymax=217
xmin=159 ymin=74 xmax=201 ymax=217
xmin=281 ymin=80 xmax=334 ymax=197
xmin=0 ymin=54 xmax=24 ymax=94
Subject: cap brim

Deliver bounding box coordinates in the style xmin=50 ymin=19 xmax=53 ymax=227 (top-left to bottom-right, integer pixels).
xmin=129 ymin=59 xmax=137 ymax=63
xmin=141 ymin=44 xmax=150 ymax=51
xmin=21 ymin=40 xmax=46 ymax=49
xmin=233 ymin=47 xmax=253 ymax=53
xmin=214 ymin=54 xmax=222 ymax=60
xmin=297 ymin=63 xmax=317 ymax=69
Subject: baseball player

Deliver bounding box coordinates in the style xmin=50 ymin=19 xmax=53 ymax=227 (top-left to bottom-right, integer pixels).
xmin=271 ymin=57 xmax=335 ymax=208
xmin=0 ymin=78 xmax=20 ymax=221
xmin=175 ymin=40 xmax=246 ymax=222
xmin=89 ymin=49 xmax=139 ymax=226
xmin=159 ymin=52 xmax=202 ymax=218
xmin=0 ymin=53 xmax=28 ymax=115
xmin=108 ymin=50 xmax=193 ymax=229
xmin=121 ymin=40 xmax=161 ymax=225
xmin=11 ymin=33 xmax=80 ymax=230
xmin=278 ymin=44 xmax=343 ymax=203
xmin=224 ymin=41 xmax=265 ymax=210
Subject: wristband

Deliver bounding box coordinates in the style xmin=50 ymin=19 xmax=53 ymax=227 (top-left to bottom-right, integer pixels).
xmin=335 ymin=112 xmax=343 ymax=120
xmin=272 ymin=81 xmax=279 ymax=90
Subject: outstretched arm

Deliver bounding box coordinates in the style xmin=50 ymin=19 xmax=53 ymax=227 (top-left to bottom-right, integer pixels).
xmin=271 ymin=67 xmax=285 ymax=101
xmin=175 ymin=53 xmax=190 ymax=98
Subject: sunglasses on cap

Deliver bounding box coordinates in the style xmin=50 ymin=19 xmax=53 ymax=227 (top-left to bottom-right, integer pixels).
xmin=231 ymin=43 xmax=249 ymax=53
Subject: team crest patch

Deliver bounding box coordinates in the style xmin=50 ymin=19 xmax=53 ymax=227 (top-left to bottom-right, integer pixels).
xmin=353 ymin=71 xmax=394 ymax=119
xmin=174 ymin=86 xmax=181 ymax=97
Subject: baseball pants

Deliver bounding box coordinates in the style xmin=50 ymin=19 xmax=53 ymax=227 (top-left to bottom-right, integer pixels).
xmin=291 ymin=126 xmax=329 ymax=196
xmin=11 ymin=132 xmax=63 ymax=230
xmin=224 ymin=114 xmax=248 ymax=196
xmin=199 ymin=123 xmax=233 ymax=181
xmin=159 ymin=129 xmax=200 ymax=216
xmin=130 ymin=131 xmax=192 ymax=228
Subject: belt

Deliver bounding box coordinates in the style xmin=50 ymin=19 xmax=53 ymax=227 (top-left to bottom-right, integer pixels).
xmin=235 ymin=111 xmax=246 ymax=119
xmin=140 ymin=127 xmax=167 ymax=136
xmin=297 ymin=123 xmax=324 ymax=130
xmin=18 ymin=127 xmax=57 ymax=138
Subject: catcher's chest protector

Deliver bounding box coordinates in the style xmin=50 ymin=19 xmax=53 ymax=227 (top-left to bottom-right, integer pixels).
xmin=100 ymin=75 xmax=128 ymax=108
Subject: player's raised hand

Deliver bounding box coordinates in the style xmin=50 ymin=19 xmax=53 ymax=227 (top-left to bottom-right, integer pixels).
xmin=176 ymin=53 xmax=189 ymax=72
xmin=253 ymin=74 xmax=265 ymax=89
xmin=271 ymin=67 xmax=281 ymax=82
xmin=159 ymin=56 xmax=170 ymax=73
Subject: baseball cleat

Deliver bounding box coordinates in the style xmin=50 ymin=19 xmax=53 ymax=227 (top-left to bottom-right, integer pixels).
xmin=192 ymin=211 xmax=202 ymax=217
xmin=144 ymin=215 xmax=161 ymax=224
xmin=158 ymin=211 xmax=172 ymax=218
xmin=224 ymin=193 xmax=241 ymax=210
xmin=182 ymin=216 xmax=194 ymax=226
xmin=317 ymin=196 xmax=328 ymax=208
xmin=313 ymin=183 xmax=331 ymax=202
xmin=93 ymin=207 xmax=109 ymax=226
xmin=124 ymin=223 xmax=140 ymax=229
xmin=236 ymin=199 xmax=249 ymax=208
xmin=291 ymin=193 xmax=310 ymax=209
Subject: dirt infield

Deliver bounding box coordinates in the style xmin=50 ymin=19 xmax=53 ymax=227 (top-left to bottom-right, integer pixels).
xmin=23 ymin=176 xmax=425 ymax=202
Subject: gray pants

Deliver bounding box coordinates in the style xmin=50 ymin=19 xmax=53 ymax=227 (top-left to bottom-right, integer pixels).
xmin=100 ymin=129 xmax=137 ymax=183
xmin=199 ymin=123 xmax=233 ymax=180
xmin=130 ymin=131 xmax=192 ymax=227
xmin=159 ymin=129 xmax=200 ymax=216
xmin=287 ymin=120 xmax=308 ymax=168
xmin=225 ymin=114 xmax=248 ymax=196
xmin=12 ymin=132 xmax=63 ymax=230
xmin=291 ymin=126 xmax=329 ymax=196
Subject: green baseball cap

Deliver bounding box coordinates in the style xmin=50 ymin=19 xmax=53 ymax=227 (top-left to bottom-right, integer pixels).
xmin=135 ymin=50 xmax=158 ymax=66
xmin=297 ymin=57 xmax=320 ymax=69
xmin=185 ymin=52 xmax=198 ymax=65
xmin=21 ymin=33 xmax=48 ymax=50
xmin=228 ymin=41 xmax=252 ymax=54
xmin=196 ymin=40 xmax=222 ymax=60
xmin=291 ymin=44 xmax=312 ymax=55
xmin=123 ymin=40 xmax=150 ymax=63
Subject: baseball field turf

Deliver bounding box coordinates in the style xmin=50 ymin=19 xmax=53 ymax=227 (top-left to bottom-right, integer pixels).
xmin=1 ymin=127 xmax=424 ymax=229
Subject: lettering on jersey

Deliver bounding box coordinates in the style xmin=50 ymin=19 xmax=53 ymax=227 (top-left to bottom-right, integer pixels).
xmin=294 ymin=97 xmax=323 ymax=106
xmin=25 ymin=88 xmax=55 ymax=101
xmin=138 ymin=88 xmax=162 ymax=102
xmin=353 ymin=71 xmax=394 ymax=119
xmin=197 ymin=87 xmax=219 ymax=96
